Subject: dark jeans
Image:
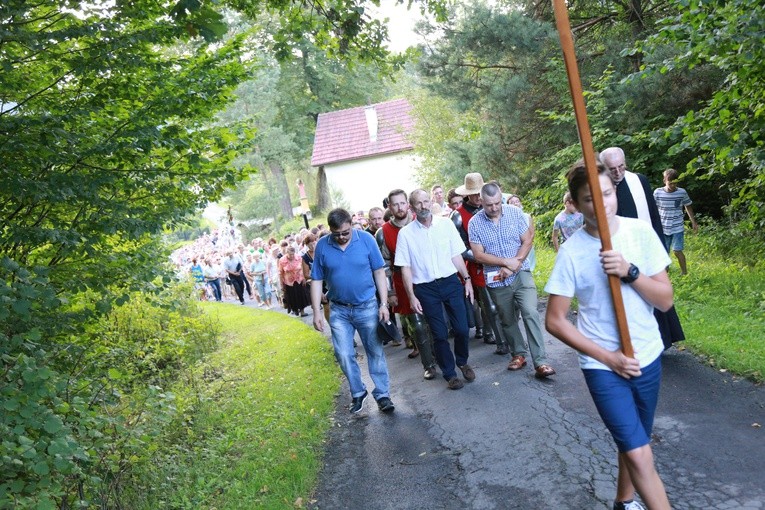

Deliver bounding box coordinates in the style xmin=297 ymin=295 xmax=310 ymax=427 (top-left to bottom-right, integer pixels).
xmin=413 ymin=274 xmax=470 ymax=380
xmin=229 ymin=273 xmax=245 ymax=303
xmin=206 ymin=278 xmax=222 ymax=301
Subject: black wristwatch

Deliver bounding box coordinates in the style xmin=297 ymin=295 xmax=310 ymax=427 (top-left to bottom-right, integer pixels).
xmin=620 ymin=263 xmax=640 ymax=284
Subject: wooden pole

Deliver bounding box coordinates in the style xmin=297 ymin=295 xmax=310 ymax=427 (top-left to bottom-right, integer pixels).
xmin=552 ymin=0 xmax=634 ymax=357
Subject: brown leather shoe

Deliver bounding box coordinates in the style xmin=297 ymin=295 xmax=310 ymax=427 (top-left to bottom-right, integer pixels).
xmin=408 ymin=348 xmax=419 ymax=359
xmin=535 ymin=364 xmax=556 ymax=378
xmin=447 ymin=377 xmax=464 ymax=390
xmin=507 ymin=355 xmax=527 ymax=371
xmin=458 ymin=364 xmax=475 ymax=382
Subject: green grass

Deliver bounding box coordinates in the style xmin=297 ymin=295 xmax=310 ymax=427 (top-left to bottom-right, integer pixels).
xmin=124 ymin=231 xmax=761 ymax=509
xmin=129 ymin=304 xmax=341 ymax=509
xmin=534 ymin=233 xmax=765 ymax=383
xmin=670 ymin=235 xmax=764 ymax=382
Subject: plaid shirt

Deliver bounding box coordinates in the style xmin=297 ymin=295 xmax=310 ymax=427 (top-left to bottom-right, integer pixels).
xmin=468 ymin=205 xmax=529 ymax=288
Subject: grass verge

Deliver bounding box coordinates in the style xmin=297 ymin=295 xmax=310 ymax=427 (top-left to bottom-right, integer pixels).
xmin=670 ymin=235 xmax=764 ymax=382
xmin=129 ymin=304 xmax=340 ymax=509
xmin=534 ymin=233 xmax=764 ymax=383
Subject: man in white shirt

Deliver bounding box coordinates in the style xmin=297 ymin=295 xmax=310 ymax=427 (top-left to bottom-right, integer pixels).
xmin=431 ymin=184 xmax=452 ymax=217
xmin=395 ymin=189 xmax=475 ymax=390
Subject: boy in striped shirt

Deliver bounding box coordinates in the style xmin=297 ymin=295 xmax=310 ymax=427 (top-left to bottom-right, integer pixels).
xmin=653 ymin=168 xmax=699 ymax=275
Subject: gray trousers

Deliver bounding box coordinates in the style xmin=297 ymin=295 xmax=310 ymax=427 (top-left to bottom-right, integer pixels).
xmin=487 ymin=271 xmax=548 ymax=366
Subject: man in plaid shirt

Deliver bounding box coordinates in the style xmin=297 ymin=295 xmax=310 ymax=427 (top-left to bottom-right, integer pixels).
xmin=468 ymin=182 xmax=556 ymax=378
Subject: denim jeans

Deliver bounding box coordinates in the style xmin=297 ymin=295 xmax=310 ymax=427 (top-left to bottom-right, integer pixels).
xmin=253 ymin=274 xmax=269 ymax=301
xmin=206 ymin=278 xmax=222 ymax=301
xmin=413 ymin=274 xmax=470 ymax=380
xmin=329 ymin=298 xmax=390 ymax=400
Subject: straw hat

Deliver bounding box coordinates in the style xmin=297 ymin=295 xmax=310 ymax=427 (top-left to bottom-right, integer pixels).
xmin=455 ymin=172 xmax=486 ymax=196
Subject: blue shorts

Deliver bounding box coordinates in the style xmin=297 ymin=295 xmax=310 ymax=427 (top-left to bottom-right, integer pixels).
xmin=663 ymin=231 xmax=685 ymax=252
xmin=582 ymin=357 xmax=662 ymax=453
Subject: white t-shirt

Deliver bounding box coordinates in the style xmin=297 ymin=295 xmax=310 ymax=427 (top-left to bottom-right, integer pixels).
xmin=395 ymin=216 xmax=465 ymax=284
xmin=544 ymin=217 xmax=671 ymax=370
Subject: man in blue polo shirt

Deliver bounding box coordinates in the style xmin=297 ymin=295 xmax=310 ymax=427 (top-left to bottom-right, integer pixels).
xmin=310 ymin=208 xmax=395 ymax=414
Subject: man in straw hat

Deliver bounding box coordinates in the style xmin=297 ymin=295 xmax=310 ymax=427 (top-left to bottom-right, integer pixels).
xmin=451 ymin=172 xmax=507 ymax=354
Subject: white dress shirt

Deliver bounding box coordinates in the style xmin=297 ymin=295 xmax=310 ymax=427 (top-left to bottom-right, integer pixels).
xmin=395 ymin=216 xmax=465 ymax=284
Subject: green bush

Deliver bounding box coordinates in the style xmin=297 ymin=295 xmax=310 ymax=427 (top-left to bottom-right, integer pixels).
xmin=684 ymin=216 xmax=765 ymax=268
xmin=84 ymin=284 xmax=219 ymax=389
xmin=1 ymin=271 xmax=219 ymax=509
xmin=1 ymin=258 xmax=79 ymax=510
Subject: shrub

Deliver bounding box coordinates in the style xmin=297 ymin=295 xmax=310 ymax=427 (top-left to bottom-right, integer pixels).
xmin=1 ymin=271 xmax=219 ymax=509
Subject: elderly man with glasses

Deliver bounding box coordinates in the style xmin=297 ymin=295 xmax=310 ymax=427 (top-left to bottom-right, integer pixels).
xmin=310 ymin=208 xmax=395 ymax=414
xmin=600 ymin=147 xmax=686 ymax=351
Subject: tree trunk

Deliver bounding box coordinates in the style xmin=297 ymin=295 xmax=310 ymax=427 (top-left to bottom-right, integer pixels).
xmin=316 ymin=166 xmax=331 ymax=212
xmin=268 ymin=161 xmax=294 ymax=219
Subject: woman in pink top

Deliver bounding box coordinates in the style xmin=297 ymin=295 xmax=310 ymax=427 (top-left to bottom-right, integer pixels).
xmin=279 ymin=245 xmax=310 ymax=316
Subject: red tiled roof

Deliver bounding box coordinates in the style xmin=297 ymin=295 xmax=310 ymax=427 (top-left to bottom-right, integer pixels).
xmin=310 ymin=98 xmax=415 ymax=167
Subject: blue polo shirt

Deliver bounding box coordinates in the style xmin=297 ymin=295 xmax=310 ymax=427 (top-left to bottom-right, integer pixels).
xmin=311 ymin=230 xmax=385 ymax=305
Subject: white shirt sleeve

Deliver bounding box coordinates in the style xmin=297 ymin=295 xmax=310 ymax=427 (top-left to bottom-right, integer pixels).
xmin=394 ymin=228 xmax=411 ymax=268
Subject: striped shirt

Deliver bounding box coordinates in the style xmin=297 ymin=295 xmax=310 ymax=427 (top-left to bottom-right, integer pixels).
xmin=653 ymin=187 xmax=692 ymax=235
xmin=468 ymin=205 xmax=529 ymax=288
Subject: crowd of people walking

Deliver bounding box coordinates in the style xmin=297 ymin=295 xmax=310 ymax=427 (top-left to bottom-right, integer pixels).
xmin=174 ymin=222 xmax=330 ymax=314
xmin=174 ymin=147 xmax=697 ymax=510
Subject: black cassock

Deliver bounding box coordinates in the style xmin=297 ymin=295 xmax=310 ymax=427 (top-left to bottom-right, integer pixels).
xmin=616 ymin=174 xmax=685 ymax=350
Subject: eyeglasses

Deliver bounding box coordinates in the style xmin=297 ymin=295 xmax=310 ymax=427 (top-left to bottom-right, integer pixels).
xmin=608 ymin=163 xmax=627 ymax=172
xmin=331 ymin=229 xmax=352 ymax=239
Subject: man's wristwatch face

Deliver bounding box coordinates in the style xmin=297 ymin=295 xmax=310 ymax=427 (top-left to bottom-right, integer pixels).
xmin=621 ymin=264 xmax=640 ymax=283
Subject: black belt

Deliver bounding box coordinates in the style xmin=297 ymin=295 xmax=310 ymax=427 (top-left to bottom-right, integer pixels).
xmin=330 ymin=299 xmax=362 ymax=308
xmin=415 ymin=274 xmax=457 ymax=286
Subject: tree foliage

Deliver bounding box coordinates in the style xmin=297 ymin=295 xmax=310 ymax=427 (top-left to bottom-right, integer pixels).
xmin=0 ymin=0 xmax=448 ymax=506
xmin=416 ymin=2 xmax=572 ymax=193
xmin=413 ymin=0 xmax=751 ymax=229
xmin=222 ymin=33 xmax=395 ymax=223
xmin=635 ymin=0 xmax=765 ymax=229
xmin=1 ymin=0 xmax=252 ymax=294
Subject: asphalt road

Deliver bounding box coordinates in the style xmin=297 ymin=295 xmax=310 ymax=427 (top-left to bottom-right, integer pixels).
xmin=289 ymin=300 xmax=765 ymax=510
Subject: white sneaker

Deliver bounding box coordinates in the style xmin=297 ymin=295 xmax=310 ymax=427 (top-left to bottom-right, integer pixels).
xmin=614 ymin=500 xmax=645 ymax=510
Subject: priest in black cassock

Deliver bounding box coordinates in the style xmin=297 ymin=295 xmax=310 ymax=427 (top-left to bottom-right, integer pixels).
xmin=600 ymin=147 xmax=685 ymax=350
